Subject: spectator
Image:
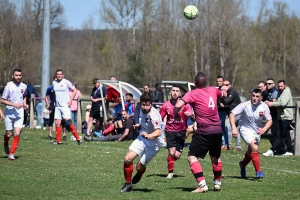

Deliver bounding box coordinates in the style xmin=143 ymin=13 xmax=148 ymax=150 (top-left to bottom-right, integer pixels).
xmin=257 ymin=81 xmax=268 ymax=101
xmin=125 ymin=93 xmax=135 ymax=121
xmin=41 ymin=107 xmax=50 ymax=130
xmin=263 ymin=80 xmax=294 ymax=156
xmin=153 ymin=83 xmax=164 ymax=108
xmin=222 ymin=80 xmax=242 ymax=150
xmin=69 ymin=82 xmax=81 ymax=128
xmin=106 ymin=75 xmax=120 ymax=115
xmin=82 ymin=105 xmax=91 ymax=135
xmin=143 ymin=84 xmax=155 ymax=102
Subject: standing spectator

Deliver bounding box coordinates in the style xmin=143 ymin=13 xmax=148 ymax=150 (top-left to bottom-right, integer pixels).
xmin=265 ymin=78 xmax=279 ymax=147
xmin=263 ymin=80 xmax=294 ymax=156
xmin=86 ymin=78 xmax=107 ymax=136
xmin=160 ymin=85 xmax=195 ymax=179
xmin=125 ymin=93 xmax=135 ymax=121
xmin=216 ymin=75 xmax=228 ymax=150
xmin=222 ymin=80 xmax=242 ymax=150
xmin=257 ymin=81 xmax=268 ymax=101
xmin=45 ymin=76 xmax=57 ymax=139
xmin=106 ymin=75 xmax=120 ymax=115
xmin=229 ymin=89 xmax=272 ymax=178
xmin=143 ymin=84 xmax=155 ymax=102
xmin=120 ymin=93 xmax=164 ymax=192
xmin=2 ymin=69 xmax=28 ymax=160
xmin=41 ymin=107 xmax=50 ymax=130
xmin=69 ymin=82 xmax=81 ymax=129
xmin=52 ymin=69 xmax=82 ymax=145
xmin=174 ymin=72 xmax=226 ymax=193
xmin=153 ymin=83 xmax=164 ymax=108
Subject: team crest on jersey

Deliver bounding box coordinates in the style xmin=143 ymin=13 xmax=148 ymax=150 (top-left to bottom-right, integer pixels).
xmin=145 ymin=118 xmax=149 ymax=123
xmin=60 ymin=84 xmax=64 ymax=87
xmin=154 ymin=121 xmax=159 ymax=125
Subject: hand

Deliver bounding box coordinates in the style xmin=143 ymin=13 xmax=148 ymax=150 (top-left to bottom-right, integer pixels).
xmin=133 ymin=124 xmax=141 ymax=129
xmin=0 ymin=113 xmax=4 ymax=120
xmin=232 ymin=127 xmax=238 ymax=138
xmin=266 ymin=101 xmax=273 ymax=107
xmin=23 ymin=104 xmax=29 ymax=110
xmin=67 ymin=100 xmax=72 ymax=107
xmin=257 ymin=128 xmax=265 ymax=135
xmin=141 ymin=132 xmax=149 ymax=139
xmin=14 ymin=103 xmax=23 ymax=109
xmin=220 ymin=103 xmax=224 ymax=107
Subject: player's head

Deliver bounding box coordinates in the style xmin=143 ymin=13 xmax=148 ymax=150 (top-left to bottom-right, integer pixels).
xmin=140 ymin=93 xmax=153 ymax=114
xmin=251 ymin=88 xmax=262 ymax=106
xmin=170 ymin=85 xmax=181 ymax=100
xmin=12 ymin=68 xmax=22 ymax=83
xmin=194 ymin=72 xmax=207 ymax=88
xmin=216 ymin=75 xmax=224 ymax=87
xmin=55 ymin=69 xmax=64 ymax=81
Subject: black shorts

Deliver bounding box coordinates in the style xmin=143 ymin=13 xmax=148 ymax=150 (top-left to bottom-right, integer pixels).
xmin=49 ymin=109 xmax=55 ymax=126
xmin=165 ymin=130 xmax=186 ymax=153
xmin=90 ymin=106 xmax=103 ymax=120
xmin=188 ymin=133 xmax=222 ymax=159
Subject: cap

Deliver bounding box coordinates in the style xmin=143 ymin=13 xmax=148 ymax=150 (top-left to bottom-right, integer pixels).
xmin=86 ymin=105 xmax=91 ymax=110
xmin=93 ymin=78 xmax=99 ymax=82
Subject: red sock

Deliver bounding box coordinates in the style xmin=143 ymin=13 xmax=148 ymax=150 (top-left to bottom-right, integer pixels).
xmin=167 ymin=155 xmax=175 ymax=172
xmin=212 ymin=161 xmax=222 ymax=180
xmin=4 ymin=134 xmax=10 ymax=146
xmin=137 ymin=167 xmax=146 ymax=176
xmin=123 ymin=163 xmax=134 ymax=183
xmin=103 ymin=124 xmax=115 ymax=135
xmin=56 ymin=126 xmax=62 ymax=142
xmin=241 ymin=152 xmax=252 ymax=167
xmin=10 ymin=136 xmax=20 ymax=154
xmin=251 ymin=152 xmax=261 ymax=172
xmin=190 ymin=161 xmax=204 ymax=183
xmin=69 ymin=124 xmax=80 ymax=140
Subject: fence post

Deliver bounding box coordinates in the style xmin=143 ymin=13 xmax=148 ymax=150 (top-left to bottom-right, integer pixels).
xmin=29 ymin=94 xmax=35 ymax=128
xmin=295 ymin=102 xmax=300 ymax=155
xmin=77 ymin=97 xmax=82 ymax=133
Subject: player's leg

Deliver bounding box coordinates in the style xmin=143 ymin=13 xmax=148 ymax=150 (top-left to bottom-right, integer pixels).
xmin=166 ymin=131 xmax=176 ymax=178
xmin=209 ymin=133 xmax=222 ymax=191
xmin=62 ymin=105 xmax=81 ymax=144
xmin=4 ymin=116 xmax=14 ymax=155
xmin=188 ymin=134 xmax=209 ymax=193
xmin=48 ymin=109 xmax=55 ymax=139
xmin=249 ymin=137 xmax=263 ymax=178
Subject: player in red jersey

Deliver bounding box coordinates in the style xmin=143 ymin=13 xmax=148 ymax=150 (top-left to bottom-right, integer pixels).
xmin=160 ymin=85 xmax=195 ymax=179
xmin=174 ymin=72 xmax=227 ymax=193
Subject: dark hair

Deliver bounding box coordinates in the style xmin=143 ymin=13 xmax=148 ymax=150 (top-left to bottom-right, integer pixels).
xmin=224 ymin=80 xmax=231 ymax=84
xmin=278 ymin=80 xmax=286 ymax=84
xmin=155 ymin=83 xmax=160 ymax=88
xmin=258 ymin=81 xmax=266 ymax=86
xmin=13 ymin=68 xmax=22 ymax=74
xmin=140 ymin=93 xmax=153 ymax=103
xmin=252 ymin=88 xmax=262 ymax=94
xmin=144 ymin=84 xmax=150 ymax=88
xmin=216 ymin=75 xmax=224 ymax=80
xmin=266 ymin=78 xmax=274 ymax=82
xmin=126 ymin=93 xmax=133 ymax=98
xmin=56 ymin=69 xmax=63 ymax=74
xmin=194 ymin=72 xmax=207 ymax=87
xmin=171 ymin=84 xmax=180 ymax=89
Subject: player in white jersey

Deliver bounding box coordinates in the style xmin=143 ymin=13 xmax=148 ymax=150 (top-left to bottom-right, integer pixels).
xmin=52 ymin=69 xmax=81 ymax=145
xmin=229 ymin=89 xmax=272 ymax=179
xmin=120 ymin=93 xmax=164 ymax=192
xmin=2 ymin=69 xmax=28 ymax=160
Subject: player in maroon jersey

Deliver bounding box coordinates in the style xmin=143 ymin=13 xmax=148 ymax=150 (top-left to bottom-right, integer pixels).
xmin=174 ymin=72 xmax=227 ymax=193
xmin=160 ymin=85 xmax=195 ymax=179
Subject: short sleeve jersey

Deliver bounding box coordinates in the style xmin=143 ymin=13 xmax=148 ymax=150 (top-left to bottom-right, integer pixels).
xmin=137 ymin=107 xmax=164 ymax=146
xmin=181 ymin=86 xmax=223 ymax=134
xmin=160 ymin=100 xmax=193 ymax=132
xmin=90 ymin=86 xmax=107 ymax=107
xmin=2 ymin=81 xmax=27 ymax=118
xmin=52 ymin=78 xmax=74 ymax=107
xmin=231 ymin=100 xmax=272 ymax=132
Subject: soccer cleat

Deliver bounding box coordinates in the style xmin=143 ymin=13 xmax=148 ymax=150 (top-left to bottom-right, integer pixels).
xmin=120 ymin=182 xmax=133 ymax=192
xmin=63 ymin=134 xmax=67 ymax=141
xmin=132 ymin=173 xmax=142 ymax=184
xmin=256 ymin=171 xmax=264 ymax=179
xmin=48 ymin=135 xmax=52 ymax=140
xmin=8 ymin=154 xmax=15 ymax=160
xmin=239 ymin=161 xmax=246 ymax=178
xmin=282 ymin=152 xmax=293 ymax=156
xmin=77 ymin=140 xmax=82 ymax=145
xmin=262 ymin=149 xmax=274 ymax=157
xmin=53 ymin=141 xmax=62 ymax=145
xmin=191 ymin=185 xmax=208 ymax=193
xmin=213 ymin=179 xmax=221 ymax=191
xmin=4 ymin=145 xmax=10 ymax=155
xmin=166 ymin=173 xmax=174 ymax=179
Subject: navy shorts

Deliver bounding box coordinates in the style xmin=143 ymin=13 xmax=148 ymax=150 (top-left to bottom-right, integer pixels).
xmin=188 ymin=133 xmax=222 ymax=159
xmin=165 ymin=130 xmax=186 ymax=153
xmin=90 ymin=106 xmax=103 ymax=120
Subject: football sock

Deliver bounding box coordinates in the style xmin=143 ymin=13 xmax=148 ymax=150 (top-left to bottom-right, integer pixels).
xmin=212 ymin=161 xmax=222 ymax=180
xmin=103 ymin=124 xmax=115 ymax=135
xmin=4 ymin=134 xmax=10 ymax=146
xmin=167 ymin=155 xmax=175 ymax=172
xmin=10 ymin=136 xmax=20 ymax=154
xmin=241 ymin=152 xmax=252 ymax=167
xmin=190 ymin=161 xmax=204 ymax=183
xmin=56 ymin=126 xmax=62 ymax=143
xmin=69 ymin=124 xmax=80 ymax=140
xmin=137 ymin=167 xmax=146 ymax=176
xmin=123 ymin=163 xmax=134 ymax=183
xmin=251 ymin=152 xmax=261 ymax=172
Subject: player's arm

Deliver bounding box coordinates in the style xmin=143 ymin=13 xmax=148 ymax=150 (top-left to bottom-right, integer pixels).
xmin=174 ymin=99 xmax=185 ymax=119
xmin=0 ymin=108 xmax=4 ymax=120
xmin=141 ymin=128 xmax=161 ymax=140
xmin=1 ymin=98 xmax=22 ymax=108
xmin=257 ymin=119 xmax=272 ymax=135
xmin=229 ymin=112 xmax=238 ymax=137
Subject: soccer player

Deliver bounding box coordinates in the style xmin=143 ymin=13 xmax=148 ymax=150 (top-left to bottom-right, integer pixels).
xmin=120 ymin=93 xmax=164 ymax=192
xmin=52 ymin=69 xmax=82 ymax=145
xmin=160 ymin=85 xmax=195 ymax=179
xmin=2 ymin=69 xmax=28 ymax=160
xmin=174 ymin=72 xmax=226 ymax=193
xmin=230 ymin=89 xmax=272 ymax=178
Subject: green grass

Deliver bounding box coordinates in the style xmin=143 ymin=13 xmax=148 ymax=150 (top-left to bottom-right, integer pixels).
xmin=1 ymin=121 xmax=300 ymax=200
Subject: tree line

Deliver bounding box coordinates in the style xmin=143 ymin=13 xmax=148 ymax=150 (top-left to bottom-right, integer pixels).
xmin=1 ymin=0 xmax=300 ymax=97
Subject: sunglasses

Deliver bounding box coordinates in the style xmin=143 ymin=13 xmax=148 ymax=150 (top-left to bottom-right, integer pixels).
xmin=224 ymin=84 xmax=230 ymax=86
xmin=266 ymin=83 xmax=273 ymax=85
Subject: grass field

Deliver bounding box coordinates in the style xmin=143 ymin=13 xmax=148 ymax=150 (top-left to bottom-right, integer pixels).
xmin=1 ymin=121 xmax=300 ymax=200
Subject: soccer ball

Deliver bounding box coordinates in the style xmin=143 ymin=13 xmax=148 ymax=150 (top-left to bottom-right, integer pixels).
xmin=183 ymin=5 xmax=199 ymax=20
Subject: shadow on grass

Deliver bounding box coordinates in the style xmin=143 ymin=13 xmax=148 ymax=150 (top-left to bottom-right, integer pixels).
xmin=226 ymin=176 xmax=263 ymax=181
xmin=132 ymin=188 xmax=154 ymax=192
xmin=0 ymin=155 xmax=19 ymax=159
xmin=146 ymin=174 xmax=185 ymax=178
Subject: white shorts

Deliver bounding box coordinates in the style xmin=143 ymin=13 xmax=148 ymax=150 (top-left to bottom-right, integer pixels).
xmin=239 ymin=127 xmax=260 ymax=145
xmin=5 ymin=116 xmax=23 ymax=130
xmin=54 ymin=105 xmax=71 ymax=120
xmin=129 ymin=137 xmax=161 ymax=166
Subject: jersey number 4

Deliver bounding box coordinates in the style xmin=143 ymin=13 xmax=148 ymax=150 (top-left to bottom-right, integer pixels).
xmin=208 ymin=97 xmax=215 ymax=110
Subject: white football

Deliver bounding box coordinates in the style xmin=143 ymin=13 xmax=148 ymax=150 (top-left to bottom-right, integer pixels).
xmin=183 ymin=5 xmax=199 ymax=20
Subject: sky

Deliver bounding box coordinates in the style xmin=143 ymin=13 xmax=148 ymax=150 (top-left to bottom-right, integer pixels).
xmin=60 ymin=0 xmax=300 ymax=29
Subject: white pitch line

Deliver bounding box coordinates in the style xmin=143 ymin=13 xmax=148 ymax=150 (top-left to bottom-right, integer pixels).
xmin=100 ymin=146 xmax=300 ymax=175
